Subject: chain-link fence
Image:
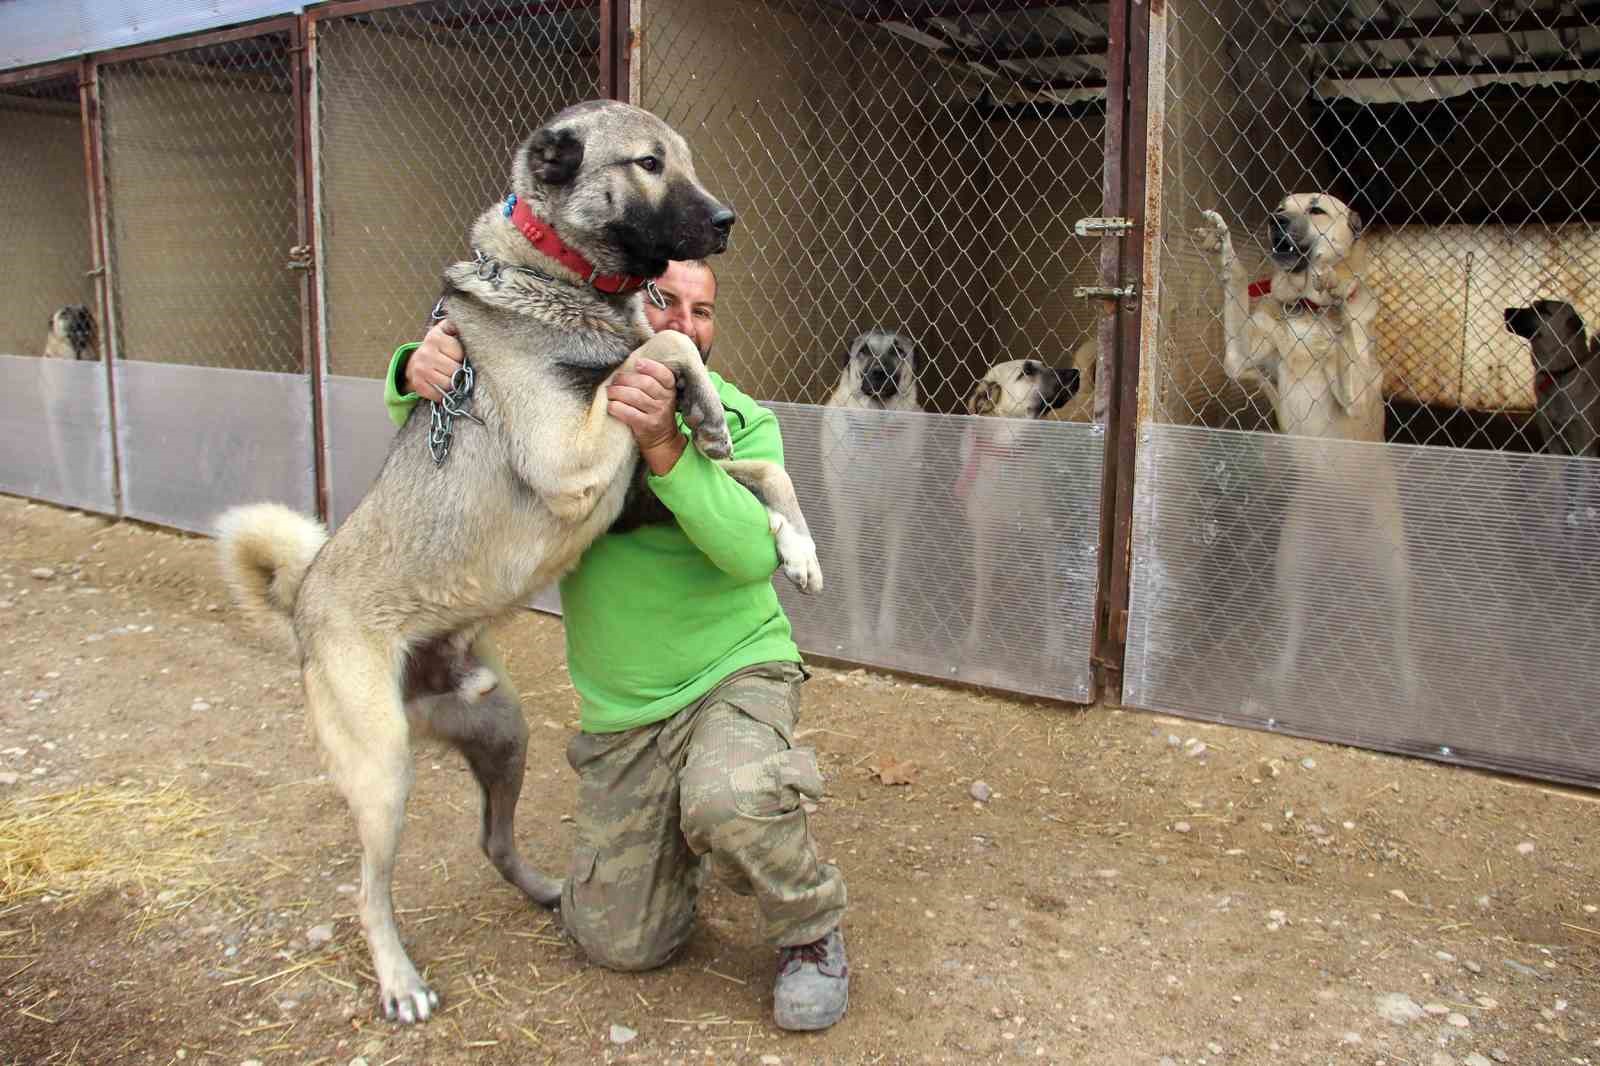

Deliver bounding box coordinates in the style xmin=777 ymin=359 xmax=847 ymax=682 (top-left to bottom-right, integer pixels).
xmin=1123 ymin=0 xmax=1600 ymax=785
xmin=311 ymin=0 xmax=602 ymax=527
xmin=94 ymin=26 xmax=318 ymax=532
xmin=0 ymin=65 xmax=116 ymax=514
xmin=640 ymin=0 xmax=1117 ymax=697
xmin=99 ymin=33 xmax=303 ymax=373
xmin=314 ymin=0 xmax=602 ymax=380
xmin=0 ymin=72 xmax=93 ymax=360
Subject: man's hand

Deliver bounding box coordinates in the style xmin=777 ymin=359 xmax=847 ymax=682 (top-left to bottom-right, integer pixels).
xmin=607 ymin=357 xmax=686 ymax=476
xmin=404 ymin=319 xmax=466 ymax=402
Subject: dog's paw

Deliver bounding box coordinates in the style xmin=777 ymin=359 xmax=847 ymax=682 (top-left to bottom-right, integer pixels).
xmin=692 ymin=416 xmax=733 ymax=460
xmin=770 ymin=512 xmax=823 ymax=594
xmin=379 ymin=965 xmax=439 ymax=1025
xmin=1195 ymin=210 xmax=1230 ymax=254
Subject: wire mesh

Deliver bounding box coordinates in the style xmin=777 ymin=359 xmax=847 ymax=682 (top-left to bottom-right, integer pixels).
xmin=98 ymin=33 xmax=302 ymax=372
xmin=1127 ymin=0 xmax=1600 ymax=784
xmin=314 ymin=0 xmax=602 ymax=378
xmin=1149 ymin=0 xmax=1600 ymax=454
xmin=641 ymin=0 xmax=1112 ymax=415
xmin=0 ymin=74 xmax=94 ymax=360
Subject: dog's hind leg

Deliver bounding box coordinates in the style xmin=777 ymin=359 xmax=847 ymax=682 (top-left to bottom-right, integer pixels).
xmin=304 ymin=635 xmax=435 ymax=1024
xmin=412 ymin=638 xmax=562 ymax=908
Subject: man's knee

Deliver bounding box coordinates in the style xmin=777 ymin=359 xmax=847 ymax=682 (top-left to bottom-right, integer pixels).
xmin=680 ymin=747 xmax=824 ymax=851
xmin=561 ymin=849 xmax=696 ymax=973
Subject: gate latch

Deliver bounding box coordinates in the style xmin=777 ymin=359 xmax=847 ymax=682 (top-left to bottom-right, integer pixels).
xmin=1074 ymin=284 xmax=1138 ymax=300
xmin=1075 ymin=216 xmax=1135 ymax=237
xmin=286 ymin=244 xmax=313 ymax=271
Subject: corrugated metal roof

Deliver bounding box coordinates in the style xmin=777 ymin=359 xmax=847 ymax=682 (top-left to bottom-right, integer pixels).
xmin=0 ymin=0 xmax=305 ymax=73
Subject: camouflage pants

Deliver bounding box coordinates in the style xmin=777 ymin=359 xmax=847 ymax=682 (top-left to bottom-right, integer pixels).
xmin=559 ymin=661 xmax=847 ymax=972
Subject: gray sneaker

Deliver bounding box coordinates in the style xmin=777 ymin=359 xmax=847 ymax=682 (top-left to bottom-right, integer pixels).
xmin=773 ymin=928 xmax=849 ymax=1031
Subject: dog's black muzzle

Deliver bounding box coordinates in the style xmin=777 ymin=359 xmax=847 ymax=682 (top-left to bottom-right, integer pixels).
xmin=1504 ymin=306 xmax=1537 ymax=339
xmin=1268 ymin=213 xmax=1308 ymax=272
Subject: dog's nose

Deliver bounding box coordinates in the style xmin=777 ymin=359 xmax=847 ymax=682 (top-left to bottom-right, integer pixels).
xmin=710 ymin=207 xmax=736 ymax=232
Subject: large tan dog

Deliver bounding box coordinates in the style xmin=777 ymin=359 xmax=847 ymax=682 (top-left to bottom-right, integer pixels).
xmin=215 ymin=101 xmax=821 ymax=1026
xmin=43 ymin=305 xmax=98 ymax=361
xmin=820 ymin=327 xmax=924 ymax=648
xmin=1197 ymin=194 xmax=1416 ymax=705
xmin=955 ymin=360 xmax=1080 ymax=666
xmin=1197 ymin=193 xmax=1381 ymax=441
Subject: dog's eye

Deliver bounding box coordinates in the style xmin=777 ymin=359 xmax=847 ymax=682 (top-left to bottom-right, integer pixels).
xmin=1022 ymin=362 xmax=1039 ymax=377
xmin=635 ymin=157 xmax=661 ymax=174
xmin=1308 ymin=206 xmax=1326 ymax=216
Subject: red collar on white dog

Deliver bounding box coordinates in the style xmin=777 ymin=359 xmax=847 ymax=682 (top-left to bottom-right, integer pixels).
xmin=505 ymin=194 xmax=653 ymax=296
xmin=1249 ymin=277 xmax=1359 ymax=315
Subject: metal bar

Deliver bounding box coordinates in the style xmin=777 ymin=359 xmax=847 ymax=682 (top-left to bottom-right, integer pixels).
xmin=292 ymin=16 xmax=332 ymax=523
xmin=600 ymin=0 xmax=615 ymax=98
xmin=1091 ymin=0 xmax=1156 ymax=699
xmin=0 ymin=61 xmax=79 ymax=90
xmin=79 ymin=56 xmax=124 ymax=517
xmin=91 ymin=16 xmax=300 ymax=67
xmin=614 ymin=0 xmax=632 ymax=103
xmin=1292 ymin=9 xmax=1596 ymax=46
xmin=852 ymin=0 xmax=1088 ymax=24
xmin=625 ymin=0 xmax=640 ymax=107
xmin=1319 ymin=51 xmax=1600 ymax=80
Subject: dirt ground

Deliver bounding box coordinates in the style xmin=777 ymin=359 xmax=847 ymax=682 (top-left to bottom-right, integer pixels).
xmin=1 ymin=494 xmax=1596 ymax=1066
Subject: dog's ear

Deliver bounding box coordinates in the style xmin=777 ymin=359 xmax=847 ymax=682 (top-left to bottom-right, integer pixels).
xmin=966 ymin=379 xmax=1000 ymax=416
xmin=895 ymin=335 xmax=919 ymax=371
xmin=527 ymin=125 xmax=584 ymax=185
xmin=1346 ymin=206 xmax=1364 ymax=238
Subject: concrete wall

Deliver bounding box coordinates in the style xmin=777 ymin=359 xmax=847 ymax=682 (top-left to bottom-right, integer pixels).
xmin=0 ymin=91 xmax=93 ymax=358
xmin=100 ymin=48 xmax=301 ymax=372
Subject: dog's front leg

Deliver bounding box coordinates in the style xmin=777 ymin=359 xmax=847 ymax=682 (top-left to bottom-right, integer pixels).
xmin=719 ymin=459 xmax=823 ymax=594
xmin=1198 ymin=211 xmax=1276 ymax=395
xmin=632 ymin=330 xmax=731 ymax=459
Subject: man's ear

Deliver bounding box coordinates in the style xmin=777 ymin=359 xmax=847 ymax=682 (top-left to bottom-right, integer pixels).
xmin=526 ymin=125 xmax=584 ymax=185
xmin=967 ymin=379 xmax=1000 ymax=416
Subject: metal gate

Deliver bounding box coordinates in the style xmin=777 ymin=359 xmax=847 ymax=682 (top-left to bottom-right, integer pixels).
xmin=636 ymin=0 xmax=1129 ymax=700
xmin=1118 ymin=0 xmax=1600 ymax=786
xmin=0 ymin=62 xmax=116 ymax=515
xmin=309 ymin=0 xmax=604 ymax=529
xmin=95 ymin=23 xmax=317 ymax=533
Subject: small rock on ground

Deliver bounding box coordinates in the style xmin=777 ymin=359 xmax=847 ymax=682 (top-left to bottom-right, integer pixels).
xmin=969 ymin=780 xmax=992 ymax=803
xmin=610 ymin=1024 xmax=637 ymax=1045
xmin=1376 ymin=992 xmax=1425 ymax=1025
xmin=306 ymin=923 xmax=334 ymax=945
xmin=1446 ymin=1012 xmax=1470 ymax=1027
xmin=1515 ymin=841 xmax=1535 ymax=855
xmin=29 ymin=567 xmax=54 ymax=580
xmin=1463 ymin=1055 xmax=1495 ymax=1066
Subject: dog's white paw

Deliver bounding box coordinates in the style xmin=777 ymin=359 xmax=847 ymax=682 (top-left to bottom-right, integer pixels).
xmin=1195 ymin=209 xmax=1230 ymax=255
xmin=770 ymin=513 xmax=823 ymax=594
xmin=379 ymin=965 xmax=439 ymax=1025
xmin=694 ymin=419 xmax=733 ymax=460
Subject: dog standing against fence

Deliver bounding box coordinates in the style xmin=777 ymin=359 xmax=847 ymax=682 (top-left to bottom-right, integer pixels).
xmin=1504 ymin=299 xmax=1600 ymax=459
xmin=954 ymin=359 xmax=1080 ymax=666
xmin=821 ymin=328 xmax=924 ymax=648
xmin=43 ymin=305 xmax=98 ymax=361
xmin=1197 ymin=194 xmax=1417 ymax=707
xmin=213 ymin=101 xmax=823 ymax=1026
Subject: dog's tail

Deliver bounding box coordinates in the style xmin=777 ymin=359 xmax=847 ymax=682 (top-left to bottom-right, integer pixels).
xmin=215 ymin=503 xmax=327 ymax=648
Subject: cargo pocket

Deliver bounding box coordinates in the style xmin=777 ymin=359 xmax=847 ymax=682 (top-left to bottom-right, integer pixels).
xmin=731 ymin=746 xmax=825 ymax=819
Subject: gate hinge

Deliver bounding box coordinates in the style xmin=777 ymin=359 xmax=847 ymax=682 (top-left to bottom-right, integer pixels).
xmin=1075 ymin=216 xmax=1135 ymax=237
xmin=1110 ymin=607 xmax=1128 ymax=644
xmin=1074 ymin=284 xmax=1138 ymax=300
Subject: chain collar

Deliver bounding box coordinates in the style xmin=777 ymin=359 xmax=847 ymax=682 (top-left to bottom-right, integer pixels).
xmin=425 ymin=297 xmax=485 ymax=466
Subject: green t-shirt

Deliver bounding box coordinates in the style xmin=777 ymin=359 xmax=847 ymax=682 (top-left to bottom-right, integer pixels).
xmin=384 ymin=345 xmax=801 ymax=733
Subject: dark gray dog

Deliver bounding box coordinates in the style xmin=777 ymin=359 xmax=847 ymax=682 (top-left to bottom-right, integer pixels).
xmin=1505 ymin=300 xmax=1599 ymax=457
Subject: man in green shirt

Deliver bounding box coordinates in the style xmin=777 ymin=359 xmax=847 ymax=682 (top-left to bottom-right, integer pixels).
xmin=384 ymin=259 xmax=848 ymax=1031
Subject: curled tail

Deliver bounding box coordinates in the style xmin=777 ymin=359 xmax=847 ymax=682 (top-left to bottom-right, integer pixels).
xmin=215 ymin=503 xmax=327 ymax=650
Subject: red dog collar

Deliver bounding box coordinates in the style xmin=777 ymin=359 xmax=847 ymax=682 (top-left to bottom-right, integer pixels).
xmin=505 ymin=194 xmax=652 ymax=295
xmin=1249 ymin=277 xmax=1358 ymax=315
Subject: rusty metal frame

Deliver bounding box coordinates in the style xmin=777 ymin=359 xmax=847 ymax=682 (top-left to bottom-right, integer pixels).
xmin=291 ymin=16 xmax=332 ymax=522
xmin=1089 ymin=0 xmax=1155 ymax=699
xmin=77 ymin=56 xmax=125 ymax=516
xmin=600 ymin=0 xmax=633 ymax=102
xmin=91 ymin=17 xmax=300 ymax=67
xmin=0 ymin=61 xmax=79 ymax=90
